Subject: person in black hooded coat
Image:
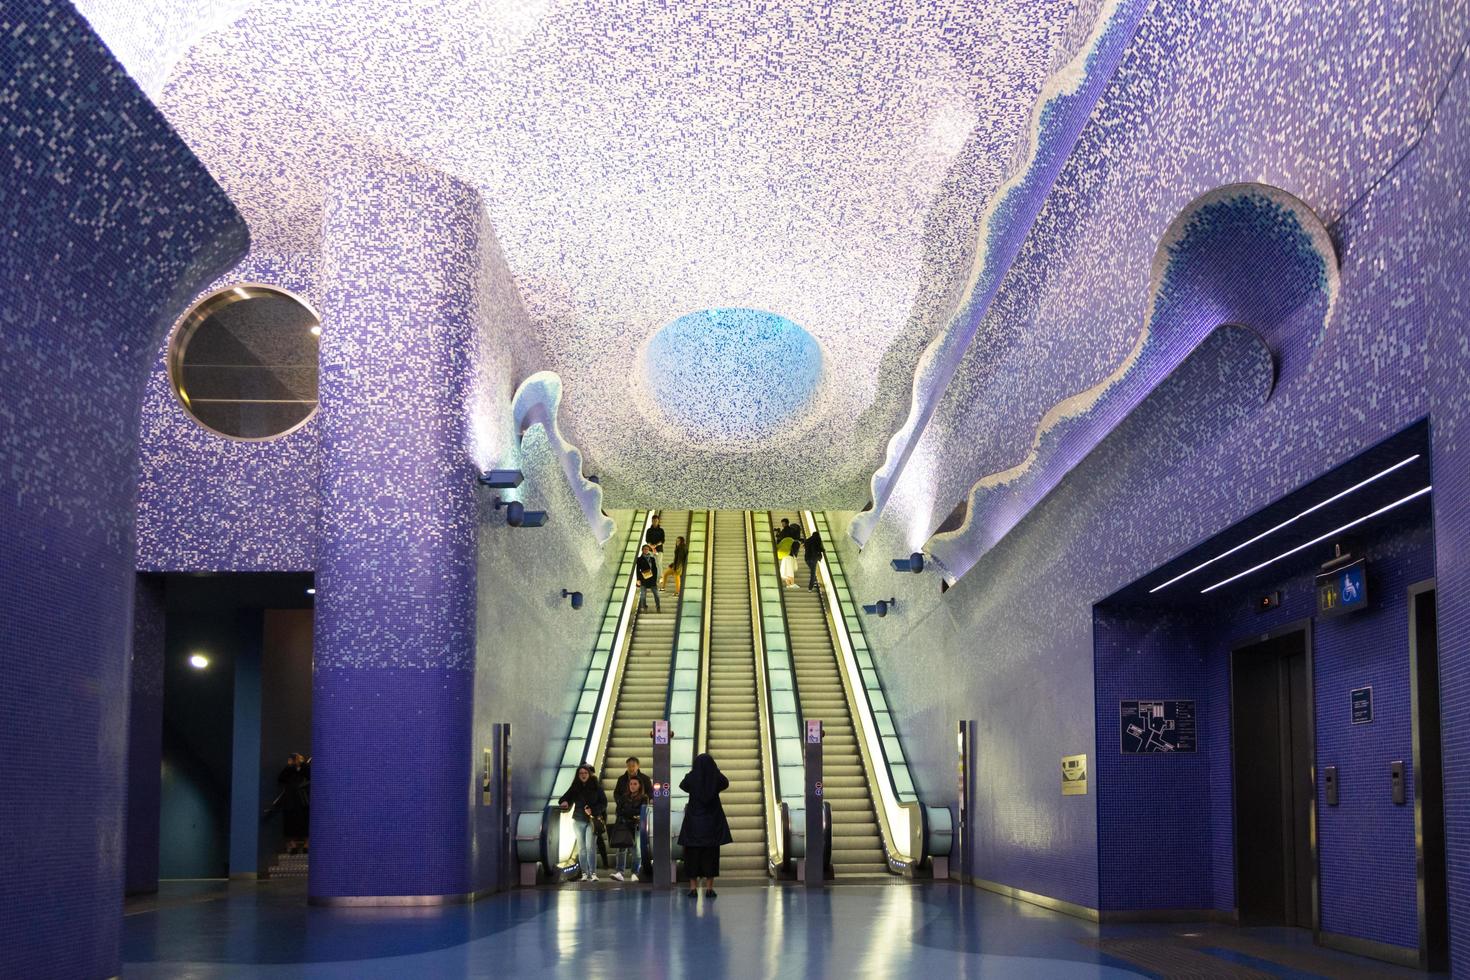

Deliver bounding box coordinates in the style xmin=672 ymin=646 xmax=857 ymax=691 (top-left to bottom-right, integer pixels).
xmin=677 ymin=752 xmax=732 ymax=898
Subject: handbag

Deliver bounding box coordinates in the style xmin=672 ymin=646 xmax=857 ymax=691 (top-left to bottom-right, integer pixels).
xmin=608 ymin=820 xmax=635 ymax=848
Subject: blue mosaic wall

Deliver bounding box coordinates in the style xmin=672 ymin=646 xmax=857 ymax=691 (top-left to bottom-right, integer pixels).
xmin=137 ymin=250 xmax=320 ymax=572
xmin=310 ymin=159 xmax=482 ymax=899
xmin=1095 ymin=520 xmax=1432 ymax=943
xmin=0 ymin=1 xmax=248 ymax=974
xmin=833 ymin=7 xmax=1470 ymax=963
xmin=1092 ymin=608 xmax=1220 ymax=913
xmin=125 ymin=575 xmax=167 ymax=895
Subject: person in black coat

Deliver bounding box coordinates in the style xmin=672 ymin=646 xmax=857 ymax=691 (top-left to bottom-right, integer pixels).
xmin=635 ymin=545 xmax=661 ymax=613
xmin=609 ymin=776 xmax=647 ymax=881
xmin=644 ymin=514 xmax=665 ymax=553
xmin=803 ymin=530 xmax=826 ymax=592
xmin=558 ymin=763 xmax=607 ymax=881
xmin=276 ymin=753 xmax=311 ymax=854
xmin=677 ymin=753 xmax=732 ymax=898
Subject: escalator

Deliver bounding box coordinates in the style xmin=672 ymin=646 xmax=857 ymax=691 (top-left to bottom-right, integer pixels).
xmin=704 ymin=510 xmax=767 ymax=877
xmin=770 ymin=511 xmax=889 ymax=875
xmin=600 ymin=510 xmax=693 ymax=798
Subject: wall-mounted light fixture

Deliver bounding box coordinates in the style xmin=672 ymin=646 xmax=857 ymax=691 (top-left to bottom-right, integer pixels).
xmin=478 ymin=469 xmax=525 ymax=489
xmin=494 ymin=496 xmax=548 ymax=528
xmin=561 ymin=589 xmax=584 ymax=610
xmin=862 ymin=597 xmax=897 ymax=617
xmin=306 ymin=587 xmax=316 ymax=596
xmin=188 ymin=653 xmax=210 ymax=670
xmin=891 ymin=552 xmax=924 ymax=573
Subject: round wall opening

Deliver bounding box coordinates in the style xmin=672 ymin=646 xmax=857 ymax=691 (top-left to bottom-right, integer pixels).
xmin=169 ymin=284 xmax=320 ymax=440
xmin=643 ymin=307 xmax=822 ymax=442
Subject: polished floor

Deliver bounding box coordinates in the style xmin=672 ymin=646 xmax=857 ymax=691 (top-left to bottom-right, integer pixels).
xmin=123 ymin=878 xmax=1439 ymax=979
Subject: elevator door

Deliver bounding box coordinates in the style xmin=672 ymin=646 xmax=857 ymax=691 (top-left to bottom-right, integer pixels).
xmin=1232 ymin=630 xmax=1314 ymax=927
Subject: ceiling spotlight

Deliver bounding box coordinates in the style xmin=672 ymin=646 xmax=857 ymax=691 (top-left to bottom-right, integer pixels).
xmin=863 ymin=598 xmax=897 ymax=618
xmin=188 ymin=654 xmax=210 ymax=670
xmin=309 ymin=324 xmax=322 ymax=337
xmin=561 ymin=589 xmax=584 ymax=610
xmin=306 ymin=587 xmax=316 ymax=595
xmin=890 ymin=553 xmax=924 ymax=573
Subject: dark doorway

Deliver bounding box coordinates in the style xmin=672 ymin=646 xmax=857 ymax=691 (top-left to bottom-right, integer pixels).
xmin=1409 ymin=582 xmax=1449 ymax=971
xmin=1231 ymin=626 xmax=1315 ymax=928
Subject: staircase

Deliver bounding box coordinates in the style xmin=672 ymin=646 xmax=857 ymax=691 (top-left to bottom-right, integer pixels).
xmin=601 ymin=510 xmax=693 ymax=802
xmin=266 ymin=851 xmax=308 ymax=880
xmin=703 ymin=510 xmax=767 ymax=878
xmin=771 ymin=511 xmax=889 ymax=876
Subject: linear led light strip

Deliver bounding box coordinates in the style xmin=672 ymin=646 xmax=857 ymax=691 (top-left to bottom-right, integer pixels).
xmin=1200 ymin=485 xmax=1432 ymax=594
xmin=1149 ymin=454 xmax=1421 ymax=594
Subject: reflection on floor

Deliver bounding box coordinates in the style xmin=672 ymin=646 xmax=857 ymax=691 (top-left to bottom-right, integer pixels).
xmin=123 ymin=879 xmax=1443 ymax=979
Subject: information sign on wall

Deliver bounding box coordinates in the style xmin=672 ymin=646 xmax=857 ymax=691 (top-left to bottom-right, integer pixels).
xmin=1120 ymin=699 xmax=1198 ymax=753
xmin=1061 ymin=754 xmax=1087 ymax=795
xmin=1317 ymin=559 xmax=1369 ymax=616
xmin=1351 ymin=686 xmax=1373 ymax=725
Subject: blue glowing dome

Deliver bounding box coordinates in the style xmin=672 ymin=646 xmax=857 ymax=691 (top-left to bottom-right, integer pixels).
xmin=644 ymin=308 xmax=823 ymax=442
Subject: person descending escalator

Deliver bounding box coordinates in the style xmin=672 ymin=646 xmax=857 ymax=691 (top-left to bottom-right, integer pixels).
xmin=635 ymin=544 xmax=661 ymax=613
xmin=644 ymin=513 xmax=665 ymax=554
xmin=662 ymin=535 xmax=688 ymax=593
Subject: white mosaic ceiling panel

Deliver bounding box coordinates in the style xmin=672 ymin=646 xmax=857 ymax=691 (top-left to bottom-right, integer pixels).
xmin=81 ymin=0 xmax=1097 ymax=508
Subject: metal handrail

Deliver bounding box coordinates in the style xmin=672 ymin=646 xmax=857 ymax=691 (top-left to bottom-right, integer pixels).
xmin=584 ymin=509 xmax=657 ymax=788
xmin=744 ymin=510 xmax=784 ymax=874
xmin=803 ymin=509 xmax=917 ymax=868
xmin=530 ymin=509 xmax=649 ymax=872
xmin=696 ymin=509 xmax=715 ymax=755
xmin=753 ymin=510 xmax=808 ymax=868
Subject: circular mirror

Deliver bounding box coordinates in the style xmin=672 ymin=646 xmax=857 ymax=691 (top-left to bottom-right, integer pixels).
xmin=169 ymin=285 xmax=320 ymax=440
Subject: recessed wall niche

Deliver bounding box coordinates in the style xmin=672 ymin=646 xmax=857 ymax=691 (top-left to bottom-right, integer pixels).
xmin=168 ymin=285 xmax=320 ymax=440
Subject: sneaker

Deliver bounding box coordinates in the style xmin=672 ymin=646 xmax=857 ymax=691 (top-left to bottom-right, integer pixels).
xmin=611 ymin=871 xmax=624 ymax=881
xmin=631 ymin=874 xmax=640 ymax=882
xmin=587 ymin=873 xmax=599 ymax=881
xmin=581 ymin=873 xmax=591 ymax=881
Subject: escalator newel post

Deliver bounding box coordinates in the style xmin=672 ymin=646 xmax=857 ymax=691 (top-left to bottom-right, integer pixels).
xmin=652 ymin=719 xmax=674 ymax=889
xmin=801 ymin=718 xmax=826 ymax=888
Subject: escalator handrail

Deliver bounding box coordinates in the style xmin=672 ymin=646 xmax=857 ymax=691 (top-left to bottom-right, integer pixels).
xmin=743 ymin=510 xmax=785 ymax=874
xmin=802 ymin=508 xmax=919 ymax=867
xmin=753 ymin=511 xmax=807 ymax=866
xmin=544 ymin=509 xmax=652 ymax=808
xmin=662 ymin=510 xmax=708 ymax=825
xmin=694 ymin=509 xmax=715 ymax=755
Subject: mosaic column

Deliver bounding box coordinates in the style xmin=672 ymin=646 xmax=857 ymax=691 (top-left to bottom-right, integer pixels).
xmin=311 ymin=160 xmax=482 ymax=901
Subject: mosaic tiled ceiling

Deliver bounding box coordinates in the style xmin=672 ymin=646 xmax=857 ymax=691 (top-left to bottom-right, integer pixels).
xmin=77 ymin=0 xmax=1115 ymax=507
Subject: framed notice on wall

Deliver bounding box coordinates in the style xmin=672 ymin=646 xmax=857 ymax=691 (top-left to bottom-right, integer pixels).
xmin=1120 ymin=699 xmax=1197 ymax=753
xmin=1061 ymin=754 xmax=1087 ymax=795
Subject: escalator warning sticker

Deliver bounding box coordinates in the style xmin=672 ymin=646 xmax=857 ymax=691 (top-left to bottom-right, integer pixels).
xmin=814 ymin=781 xmax=823 ymax=797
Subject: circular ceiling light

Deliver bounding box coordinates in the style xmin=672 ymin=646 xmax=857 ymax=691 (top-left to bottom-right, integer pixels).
xmin=642 ymin=308 xmax=822 ymax=443
xmin=188 ymin=654 xmax=210 ymax=670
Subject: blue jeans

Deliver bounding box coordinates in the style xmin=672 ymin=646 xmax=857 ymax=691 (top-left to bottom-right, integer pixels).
xmin=615 ymin=833 xmax=642 ymax=875
xmin=639 ymin=583 xmax=660 ymax=611
xmin=573 ymin=819 xmax=598 ymax=876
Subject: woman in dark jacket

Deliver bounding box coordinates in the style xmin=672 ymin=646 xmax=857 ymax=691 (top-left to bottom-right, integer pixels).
xmin=677 ymin=753 xmax=732 ymax=898
xmin=609 ymin=776 xmax=647 ymax=881
xmin=804 ymin=530 xmax=825 ymax=592
xmin=558 ymin=763 xmax=607 ymax=881
xmin=277 ymin=753 xmax=311 ymax=854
